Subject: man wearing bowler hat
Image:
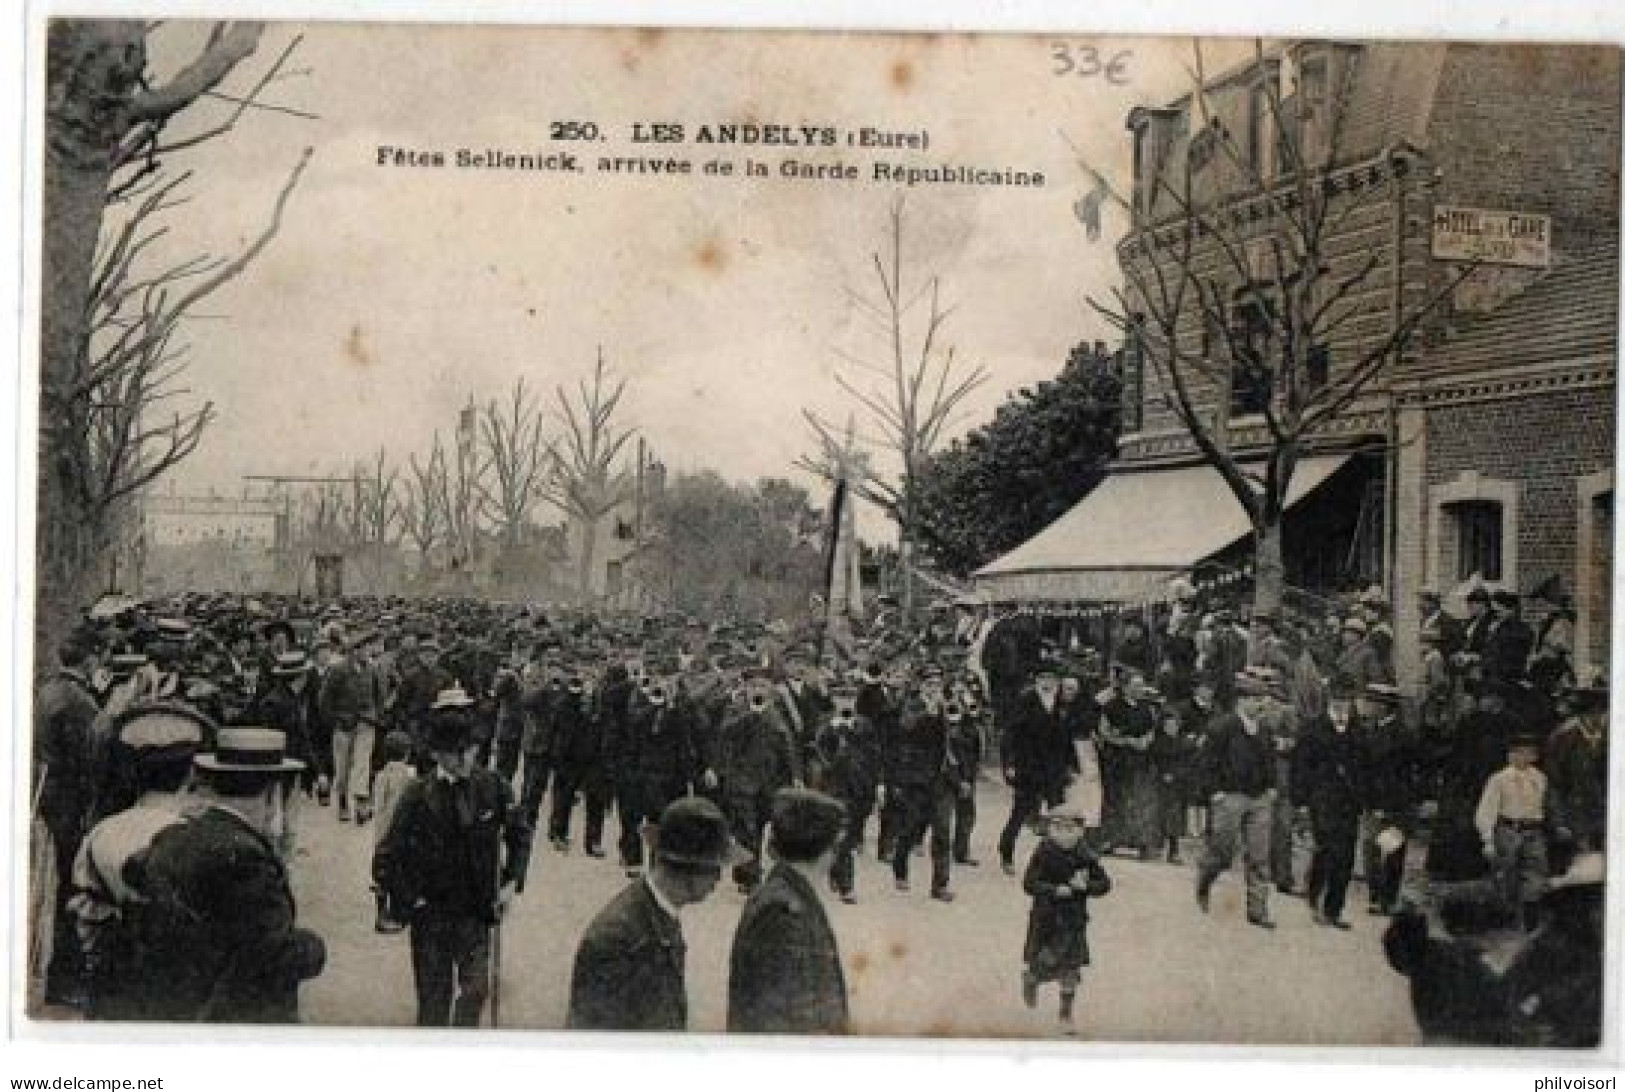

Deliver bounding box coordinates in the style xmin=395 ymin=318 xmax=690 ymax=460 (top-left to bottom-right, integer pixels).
xmin=134 ymin=726 xmax=326 ymax=1022
xmin=728 ymin=788 xmax=850 ymax=1034
xmin=568 ymin=797 xmax=732 ymax=1031
xmin=373 ymin=687 xmax=530 ymax=1027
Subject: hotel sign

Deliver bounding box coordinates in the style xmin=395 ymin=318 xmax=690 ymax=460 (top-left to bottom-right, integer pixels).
xmin=1431 ymin=205 xmax=1552 ymax=268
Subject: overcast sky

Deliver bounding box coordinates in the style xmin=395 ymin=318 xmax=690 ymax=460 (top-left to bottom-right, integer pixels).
xmin=136 ymin=23 xmax=1247 ymax=538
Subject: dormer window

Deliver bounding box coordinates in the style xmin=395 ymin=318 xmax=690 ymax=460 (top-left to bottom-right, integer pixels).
xmin=1296 ymin=54 xmax=1330 ymax=167
xmin=1247 ymin=82 xmax=1275 ymax=181
xmin=1127 ymin=106 xmax=1183 ymax=218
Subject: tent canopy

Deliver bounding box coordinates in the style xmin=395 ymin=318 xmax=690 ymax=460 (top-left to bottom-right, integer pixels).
xmin=973 ymin=455 xmax=1350 ymax=602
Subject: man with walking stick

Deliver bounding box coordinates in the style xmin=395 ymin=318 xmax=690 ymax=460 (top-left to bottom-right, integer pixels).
xmin=374 ymin=687 xmax=531 ymax=1027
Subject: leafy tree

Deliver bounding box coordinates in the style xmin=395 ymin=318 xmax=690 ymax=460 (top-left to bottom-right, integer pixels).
xmin=646 ymin=472 xmax=823 ymax=618
xmin=912 ymin=341 xmax=1124 ymax=576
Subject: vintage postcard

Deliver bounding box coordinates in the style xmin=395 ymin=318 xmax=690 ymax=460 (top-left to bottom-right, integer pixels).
xmin=20 ymin=15 xmax=1620 ymax=1054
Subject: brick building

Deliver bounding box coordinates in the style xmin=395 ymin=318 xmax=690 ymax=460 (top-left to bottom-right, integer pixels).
xmin=976 ymin=40 xmax=1619 ymax=688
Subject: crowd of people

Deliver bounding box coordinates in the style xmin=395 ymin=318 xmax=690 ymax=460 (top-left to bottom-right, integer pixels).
xmin=28 ymin=577 xmax=1607 ymax=1043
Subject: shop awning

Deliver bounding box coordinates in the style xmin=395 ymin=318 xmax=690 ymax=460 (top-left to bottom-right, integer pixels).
xmin=972 ymin=455 xmax=1350 ymax=602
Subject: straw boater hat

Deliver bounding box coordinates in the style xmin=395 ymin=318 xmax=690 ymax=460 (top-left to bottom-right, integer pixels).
xmin=195 ymin=727 xmax=305 ymax=774
xmin=115 ymin=701 xmax=210 ymax=767
xmin=430 ymin=686 xmax=476 ymax=711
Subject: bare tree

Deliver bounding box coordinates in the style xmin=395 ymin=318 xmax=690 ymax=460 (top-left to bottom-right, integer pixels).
xmin=797 ymin=197 xmax=989 ymax=621
xmin=402 ymin=437 xmax=449 ymax=570
xmin=476 ymin=378 xmax=554 ymax=557
xmin=39 ymin=20 xmax=311 ymax=652
xmin=542 ymin=350 xmax=636 ymax=600
xmin=344 ymin=447 xmax=399 ymax=590
xmin=408 ymin=421 xmax=486 ymax=576
xmin=1072 ymin=41 xmax=1476 ymax=615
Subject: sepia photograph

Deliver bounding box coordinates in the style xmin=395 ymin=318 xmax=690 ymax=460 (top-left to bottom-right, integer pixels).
xmin=18 ymin=11 xmax=1620 ymax=1056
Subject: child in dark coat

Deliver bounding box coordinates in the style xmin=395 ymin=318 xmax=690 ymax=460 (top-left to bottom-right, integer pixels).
xmin=1022 ymin=797 xmax=1112 ymax=1031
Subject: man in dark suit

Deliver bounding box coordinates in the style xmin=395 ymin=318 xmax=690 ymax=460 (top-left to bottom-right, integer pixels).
xmin=1481 ymin=590 xmax=1534 ymax=686
xmin=548 ymin=670 xmax=608 ymax=856
xmin=728 ymin=788 xmax=850 ymax=1034
xmin=714 ymin=669 xmax=802 ymax=892
xmin=885 ymin=668 xmax=966 ymax=902
xmin=813 ymin=684 xmax=881 ymax=903
xmin=373 ymin=689 xmax=530 ymax=1027
xmin=34 ymin=627 xmax=102 ymax=1007
xmin=134 ymin=727 xmax=326 ymax=1022
xmin=1462 ymin=587 xmax=1494 ymax=658
xmin=567 ymin=797 xmax=731 ymax=1031
xmin=997 ymin=666 xmax=1077 ymax=874
xmin=608 ymin=666 xmax=698 ymax=875
xmin=1292 ymin=689 xmax=1366 ymax=928
xmin=775 ymin=646 xmax=831 ymax=760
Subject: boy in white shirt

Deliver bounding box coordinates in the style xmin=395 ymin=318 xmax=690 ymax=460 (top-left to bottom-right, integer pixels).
xmin=1474 ymin=734 xmax=1548 ymax=930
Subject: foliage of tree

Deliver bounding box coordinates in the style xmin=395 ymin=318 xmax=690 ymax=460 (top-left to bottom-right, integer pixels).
xmin=644 ymin=472 xmax=823 ymax=619
xmin=912 ymin=341 xmax=1124 ymax=576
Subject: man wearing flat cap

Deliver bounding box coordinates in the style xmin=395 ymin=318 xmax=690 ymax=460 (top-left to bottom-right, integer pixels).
xmin=1195 ymin=671 xmax=1280 ymax=928
xmin=728 ymin=787 xmax=850 ymax=1034
xmin=568 ymin=797 xmax=731 ymax=1031
xmin=134 ymin=726 xmax=327 ymax=1022
xmin=374 ymin=688 xmax=530 ymax=1026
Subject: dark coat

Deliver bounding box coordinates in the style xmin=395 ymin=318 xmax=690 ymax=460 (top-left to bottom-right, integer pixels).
xmin=567 ymin=879 xmax=689 ymax=1031
xmin=884 ymin=701 xmax=958 ymax=789
xmin=1148 ymin=727 xmax=1200 ymax=804
xmin=1291 ymin=716 xmax=1365 ymax=823
xmin=34 ymin=669 xmax=100 ymax=839
xmin=776 ymin=681 xmax=831 ymax=745
xmin=550 ymin=691 xmax=602 ymax=766
xmin=491 ymin=669 xmax=525 ymax=744
xmin=616 ymin=698 xmax=697 ymax=791
xmin=1357 ymin=715 xmax=1418 ymax=817
xmin=1544 ymin=716 xmax=1607 ymax=847
xmin=134 ymin=806 xmax=326 ymax=1022
xmin=391 ymin=661 xmax=452 ymax=736
xmin=812 ymin=713 xmax=882 ymax=803
xmin=1001 ymin=691 xmax=1077 ymax=790
xmin=983 ymin=614 xmax=1043 ymax=703
xmin=1022 ymin=839 xmax=1111 ymax=980
xmin=1482 ymin=615 xmax=1534 ymax=684
xmin=254 ymin=680 xmax=323 ymax=776
xmin=520 ymin=679 xmax=564 ymax=755
xmin=717 ymin=708 xmax=800 ymax=796
xmin=316 ymin=656 xmax=372 ymax=732
xmin=727 ymin=863 xmax=848 ymax=1034
xmin=373 ymin=767 xmax=529 ymax=916
xmin=1199 ymin=713 xmax=1275 ymax=797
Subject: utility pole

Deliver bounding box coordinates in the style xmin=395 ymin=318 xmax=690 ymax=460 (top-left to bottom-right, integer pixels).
xmin=243 ymin=473 xmax=354 ymax=592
